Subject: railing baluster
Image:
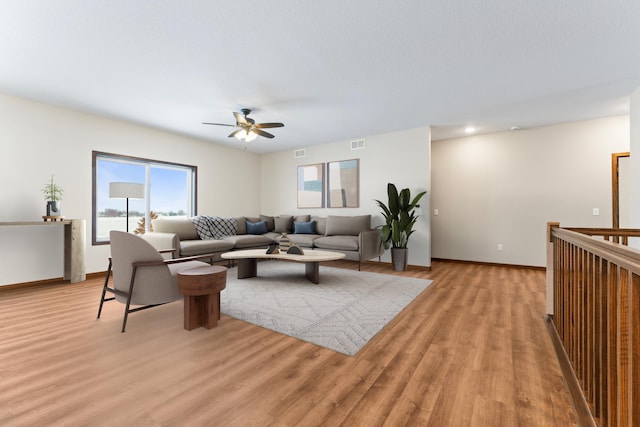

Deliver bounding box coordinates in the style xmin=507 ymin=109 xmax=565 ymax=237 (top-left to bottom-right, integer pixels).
xmin=631 ymin=274 xmax=640 ymax=425
xmin=618 ymin=268 xmax=630 ymax=426
xmin=548 ymin=224 xmax=640 ymax=427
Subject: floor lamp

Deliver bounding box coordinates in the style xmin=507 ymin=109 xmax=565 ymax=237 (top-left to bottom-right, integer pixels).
xmin=109 ymin=182 xmax=145 ymax=233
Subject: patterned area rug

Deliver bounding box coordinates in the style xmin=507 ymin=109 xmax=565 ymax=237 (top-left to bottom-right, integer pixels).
xmin=220 ymin=262 xmax=432 ymax=356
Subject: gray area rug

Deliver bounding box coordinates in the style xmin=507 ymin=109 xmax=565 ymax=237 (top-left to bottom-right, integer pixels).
xmin=220 ymin=262 xmax=432 ymax=356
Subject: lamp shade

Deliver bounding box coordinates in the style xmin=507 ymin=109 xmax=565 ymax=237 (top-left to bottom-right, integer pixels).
xmin=109 ymin=182 xmax=144 ymax=199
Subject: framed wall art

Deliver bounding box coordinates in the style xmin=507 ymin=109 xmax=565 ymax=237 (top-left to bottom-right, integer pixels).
xmin=297 ymin=163 xmax=325 ymax=208
xmin=327 ymin=159 xmax=359 ymax=208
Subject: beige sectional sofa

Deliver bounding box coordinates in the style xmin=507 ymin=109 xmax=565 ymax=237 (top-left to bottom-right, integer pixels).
xmin=143 ymin=214 xmax=383 ymax=269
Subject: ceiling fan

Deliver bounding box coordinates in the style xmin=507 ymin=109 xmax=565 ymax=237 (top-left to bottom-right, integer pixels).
xmin=203 ymin=108 xmax=284 ymax=142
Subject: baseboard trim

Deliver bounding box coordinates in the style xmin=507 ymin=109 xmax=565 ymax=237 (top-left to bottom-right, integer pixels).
xmin=0 ymin=259 xmax=437 ymax=291
xmin=431 ymin=257 xmax=545 ymax=271
xmin=0 ymin=277 xmax=68 ymax=291
xmin=544 ymin=315 xmax=597 ymax=427
xmin=361 ymin=260 xmax=432 ymax=271
xmin=0 ymin=272 xmax=105 ymax=292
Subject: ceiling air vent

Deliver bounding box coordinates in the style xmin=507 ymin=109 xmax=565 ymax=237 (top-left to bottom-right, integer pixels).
xmin=351 ymin=139 xmax=365 ymax=150
xmin=294 ymin=149 xmax=306 ymax=158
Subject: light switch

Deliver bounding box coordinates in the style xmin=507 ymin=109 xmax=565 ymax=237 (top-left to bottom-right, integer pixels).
xmin=593 ymin=208 xmax=600 ymax=216
xmin=433 ymin=209 xmax=439 ymax=216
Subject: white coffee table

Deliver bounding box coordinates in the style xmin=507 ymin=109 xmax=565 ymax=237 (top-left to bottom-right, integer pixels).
xmin=221 ymin=248 xmax=345 ymax=284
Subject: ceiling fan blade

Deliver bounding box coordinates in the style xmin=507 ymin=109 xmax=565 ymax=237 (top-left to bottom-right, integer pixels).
xmin=228 ymin=129 xmax=245 ymax=138
xmin=233 ymin=111 xmax=249 ymax=125
xmin=254 ymin=129 xmax=275 ymax=139
xmin=202 ymin=122 xmax=236 ymax=127
xmin=255 ymin=122 xmax=284 ymax=129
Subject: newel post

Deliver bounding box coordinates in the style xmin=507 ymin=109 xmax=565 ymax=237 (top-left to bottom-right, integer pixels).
xmin=546 ymin=222 xmax=560 ymax=315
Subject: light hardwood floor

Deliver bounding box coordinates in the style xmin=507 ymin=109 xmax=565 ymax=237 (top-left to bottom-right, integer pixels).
xmin=0 ymin=260 xmax=577 ymax=426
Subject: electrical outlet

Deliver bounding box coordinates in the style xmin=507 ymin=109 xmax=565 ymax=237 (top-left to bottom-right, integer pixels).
xmin=592 ymin=208 xmax=600 ymax=216
xmin=497 ymin=244 xmax=503 ymax=251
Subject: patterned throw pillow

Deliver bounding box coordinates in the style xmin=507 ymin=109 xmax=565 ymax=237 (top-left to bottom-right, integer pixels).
xmin=192 ymin=216 xmax=214 ymax=239
xmin=209 ymin=216 xmax=237 ymax=239
xmin=191 ymin=216 xmax=237 ymax=240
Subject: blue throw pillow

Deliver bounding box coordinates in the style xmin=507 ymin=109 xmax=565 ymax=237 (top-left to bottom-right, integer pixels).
xmin=294 ymin=220 xmax=316 ymax=234
xmin=246 ymin=220 xmax=268 ymax=235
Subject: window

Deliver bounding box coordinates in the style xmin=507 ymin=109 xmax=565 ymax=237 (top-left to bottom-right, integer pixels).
xmin=92 ymin=151 xmax=197 ymax=245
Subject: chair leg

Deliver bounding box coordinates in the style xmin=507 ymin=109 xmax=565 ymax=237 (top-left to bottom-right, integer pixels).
xmin=121 ymin=266 xmax=138 ymax=333
xmin=97 ymin=259 xmax=112 ymax=319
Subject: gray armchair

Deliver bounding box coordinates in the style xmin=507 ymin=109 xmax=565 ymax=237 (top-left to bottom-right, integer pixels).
xmin=97 ymin=231 xmax=212 ymax=332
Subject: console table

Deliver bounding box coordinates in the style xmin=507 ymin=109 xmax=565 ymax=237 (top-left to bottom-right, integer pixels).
xmin=0 ymin=219 xmax=86 ymax=283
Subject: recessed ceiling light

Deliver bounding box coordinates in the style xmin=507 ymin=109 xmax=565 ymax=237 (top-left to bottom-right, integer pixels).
xmin=464 ymin=126 xmax=476 ymax=133
xmin=510 ymin=126 xmax=521 ymax=131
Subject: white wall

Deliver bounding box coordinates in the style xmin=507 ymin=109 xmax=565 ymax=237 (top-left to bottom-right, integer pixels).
xmin=630 ymin=87 xmax=640 ymax=233
xmin=259 ymin=126 xmax=432 ymax=267
xmin=432 ymin=116 xmax=630 ymax=267
xmin=0 ymin=92 xmax=260 ymax=285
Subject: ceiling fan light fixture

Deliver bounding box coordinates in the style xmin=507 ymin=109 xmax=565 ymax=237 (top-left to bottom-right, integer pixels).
xmin=204 ymin=109 xmax=284 ymax=142
xmin=245 ymin=130 xmax=258 ymax=142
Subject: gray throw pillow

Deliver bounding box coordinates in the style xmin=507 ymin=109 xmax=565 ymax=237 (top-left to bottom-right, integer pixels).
xmin=260 ymin=215 xmax=275 ymax=231
xmin=311 ymin=216 xmax=327 ymax=235
xmin=274 ymin=216 xmax=293 ymax=233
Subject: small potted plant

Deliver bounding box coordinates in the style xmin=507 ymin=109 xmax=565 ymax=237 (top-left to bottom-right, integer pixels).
xmin=375 ymin=183 xmax=426 ymax=271
xmin=42 ymin=174 xmax=64 ymax=216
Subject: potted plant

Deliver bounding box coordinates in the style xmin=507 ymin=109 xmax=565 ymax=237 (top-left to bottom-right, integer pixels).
xmin=42 ymin=174 xmax=63 ymax=216
xmin=375 ymin=183 xmax=427 ymax=271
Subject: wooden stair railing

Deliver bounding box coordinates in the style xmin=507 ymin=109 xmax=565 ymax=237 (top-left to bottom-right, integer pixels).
xmin=547 ymin=223 xmax=640 ymax=427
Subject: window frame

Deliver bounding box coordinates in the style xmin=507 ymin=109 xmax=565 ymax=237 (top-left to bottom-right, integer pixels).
xmin=91 ymin=151 xmax=198 ymax=245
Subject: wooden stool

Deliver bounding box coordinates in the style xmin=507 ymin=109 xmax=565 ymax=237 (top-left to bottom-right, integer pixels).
xmin=177 ymin=265 xmax=227 ymax=331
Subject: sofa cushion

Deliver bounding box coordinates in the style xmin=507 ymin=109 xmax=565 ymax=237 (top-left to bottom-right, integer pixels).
xmin=263 ymin=231 xmax=282 ymax=240
xmin=235 ymin=217 xmax=247 ymax=235
xmin=274 ymin=216 xmax=293 ymax=233
xmin=287 ymin=233 xmax=321 ymax=248
xmin=260 ymin=215 xmax=275 ymax=231
xmin=246 ymin=220 xmax=268 ymax=235
xmin=294 ymin=214 xmax=310 ymax=223
xmin=223 ymin=234 xmax=274 ymax=249
xmin=180 ymin=239 xmax=235 ymax=257
xmin=325 ymin=215 xmax=371 ymax=236
xmin=294 ymin=220 xmax=315 ymax=234
xmin=152 ymin=217 xmax=199 ymax=240
xmin=313 ymin=235 xmax=359 ymax=251
xmin=311 ymin=216 xmax=327 ymax=235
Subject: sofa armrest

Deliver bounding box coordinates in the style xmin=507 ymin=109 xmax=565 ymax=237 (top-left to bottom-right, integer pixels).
xmin=140 ymin=232 xmax=180 ymax=259
xmin=359 ymin=229 xmax=383 ymax=261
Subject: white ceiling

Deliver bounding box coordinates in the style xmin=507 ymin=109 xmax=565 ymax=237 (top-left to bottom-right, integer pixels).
xmin=1 ymin=1 xmax=639 ymax=153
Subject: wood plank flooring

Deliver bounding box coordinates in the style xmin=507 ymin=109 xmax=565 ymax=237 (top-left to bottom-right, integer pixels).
xmin=0 ymin=260 xmax=578 ymax=426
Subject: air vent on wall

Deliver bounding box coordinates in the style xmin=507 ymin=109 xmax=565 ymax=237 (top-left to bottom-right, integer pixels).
xmin=294 ymin=149 xmax=306 ymax=158
xmin=351 ymin=139 xmax=365 ymax=150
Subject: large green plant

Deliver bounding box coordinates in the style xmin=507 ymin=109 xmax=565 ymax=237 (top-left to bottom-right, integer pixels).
xmin=42 ymin=175 xmax=63 ymax=202
xmin=375 ymin=183 xmax=426 ymax=249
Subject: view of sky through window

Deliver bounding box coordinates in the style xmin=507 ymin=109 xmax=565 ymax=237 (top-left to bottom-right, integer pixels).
xmin=97 ymin=159 xmax=190 ymax=216
xmin=93 ymin=152 xmax=195 ymax=243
